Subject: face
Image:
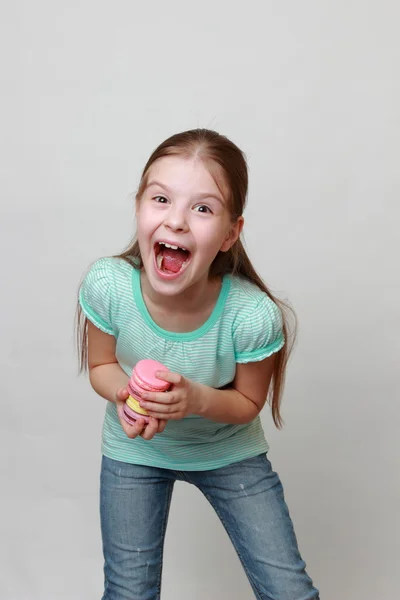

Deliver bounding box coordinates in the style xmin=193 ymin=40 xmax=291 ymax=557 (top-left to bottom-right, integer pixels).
xmin=136 ymin=155 xmax=243 ymax=297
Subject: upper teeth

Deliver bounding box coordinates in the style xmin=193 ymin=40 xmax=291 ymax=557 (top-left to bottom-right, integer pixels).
xmin=159 ymin=242 xmax=187 ymax=252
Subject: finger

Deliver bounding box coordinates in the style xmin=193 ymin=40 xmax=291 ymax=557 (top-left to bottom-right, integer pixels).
xmin=120 ymin=418 xmax=142 ymax=438
xmin=141 ymin=391 xmax=178 ymax=405
xmin=127 ymin=418 xmax=146 ymax=438
xmin=116 ymin=401 xmax=146 ymax=438
xmin=154 ymin=371 xmax=183 ymax=386
xmin=146 ymin=410 xmax=182 ymax=420
xmin=142 ymin=401 xmax=181 ymax=415
xmin=140 ymin=417 xmax=159 ymax=440
xmin=157 ymin=419 xmax=168 ymax=433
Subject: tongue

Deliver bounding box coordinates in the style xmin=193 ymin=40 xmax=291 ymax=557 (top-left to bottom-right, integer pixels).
xmin=162 ymin=248 xmax=188 ymax=273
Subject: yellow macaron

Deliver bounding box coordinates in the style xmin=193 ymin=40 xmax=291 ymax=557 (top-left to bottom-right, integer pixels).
xmin=126 ymin=395 xmax=149 ymax=416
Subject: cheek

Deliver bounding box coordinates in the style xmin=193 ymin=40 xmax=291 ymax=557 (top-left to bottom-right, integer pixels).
xmin=137 ymin=206 xmax=156 ymax=233
xmin=197 ymin=224 xmax=228 ymax=253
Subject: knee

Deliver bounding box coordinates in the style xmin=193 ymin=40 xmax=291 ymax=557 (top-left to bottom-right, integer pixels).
xmin=103 ymin=551 xmax=161 ymax=600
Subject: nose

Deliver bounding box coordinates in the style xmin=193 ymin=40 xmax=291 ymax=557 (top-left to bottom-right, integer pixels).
xmin=164 ymin=205 xmax=189 ymax=233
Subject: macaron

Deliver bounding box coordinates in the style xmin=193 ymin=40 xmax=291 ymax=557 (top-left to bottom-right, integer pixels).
xmin=122 ymin=359 xmax=170 ymax=425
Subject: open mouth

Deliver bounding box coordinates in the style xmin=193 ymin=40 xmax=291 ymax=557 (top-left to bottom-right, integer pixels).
xmin=154 ymin=241 xmax=191 ymax=275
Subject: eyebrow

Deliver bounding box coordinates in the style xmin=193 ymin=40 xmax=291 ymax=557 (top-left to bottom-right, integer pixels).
xmin=146 ymin=180 xmax=225 ymax=207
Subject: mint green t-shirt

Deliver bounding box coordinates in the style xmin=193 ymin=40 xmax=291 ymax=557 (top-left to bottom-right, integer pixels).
xmin=79 ymin=257 xmax=285 ymax=470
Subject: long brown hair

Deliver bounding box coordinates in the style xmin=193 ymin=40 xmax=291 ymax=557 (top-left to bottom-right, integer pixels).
xmin=76 ymin=129 xmax=297 ymax=428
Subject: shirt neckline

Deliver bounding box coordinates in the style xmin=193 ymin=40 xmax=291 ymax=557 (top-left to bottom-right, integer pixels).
xmin=131 ymin=267 xmax=231 ymax=341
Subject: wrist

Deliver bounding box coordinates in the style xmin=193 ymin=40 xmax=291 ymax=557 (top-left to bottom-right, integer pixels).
xmin=192 ymin=381 xmax=209 ymax=416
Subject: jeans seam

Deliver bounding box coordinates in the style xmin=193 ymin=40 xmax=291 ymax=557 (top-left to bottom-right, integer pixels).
xmin=199 ymin=489 xmax=263 ymax=600
xmin=156 ymin=480 xmax=174 ymax=599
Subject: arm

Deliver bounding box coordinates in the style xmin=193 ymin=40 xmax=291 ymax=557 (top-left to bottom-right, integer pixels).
xmin=87 ymin=320 xmax=129 ymax=403
xmin=195 ymin=355 xmax=276 ymax=424
xmin=86 ymin=321 xmax=167 ymax=437
xmin=141 ymin=354 xmax=276 ymax=425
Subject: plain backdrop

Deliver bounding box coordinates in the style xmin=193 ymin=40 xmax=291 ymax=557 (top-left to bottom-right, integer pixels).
xmin=1 ymin=1 xmax=399 ymax=599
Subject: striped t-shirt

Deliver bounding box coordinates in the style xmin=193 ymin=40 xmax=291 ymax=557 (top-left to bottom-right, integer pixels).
xmin=79 ymin=257 xmax=285 ymax=470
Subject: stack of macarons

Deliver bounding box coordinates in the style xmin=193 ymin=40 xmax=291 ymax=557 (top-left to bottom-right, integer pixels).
xmin=122 ymin=359 xmax=170 ymax=425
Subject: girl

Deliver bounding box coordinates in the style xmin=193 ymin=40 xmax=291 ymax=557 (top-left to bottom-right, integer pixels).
xmin=76 ymin=129 xmax=320 ymax=600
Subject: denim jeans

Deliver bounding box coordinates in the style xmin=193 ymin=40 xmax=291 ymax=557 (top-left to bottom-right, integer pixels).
xmin=100 ymin=453 xmax=320 ymax=600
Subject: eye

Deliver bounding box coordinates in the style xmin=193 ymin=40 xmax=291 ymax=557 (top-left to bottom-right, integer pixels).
xmin=153 ymin=195 xmax=168 ymax=204
xmin=194 ymin=204 xmax=212 ymax=214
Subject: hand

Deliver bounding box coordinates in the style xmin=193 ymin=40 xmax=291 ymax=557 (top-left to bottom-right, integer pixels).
xmin=115 ymin=387 xmax=168 ymax=440
xmin=139 ymin=371 xmax=202 ymax=420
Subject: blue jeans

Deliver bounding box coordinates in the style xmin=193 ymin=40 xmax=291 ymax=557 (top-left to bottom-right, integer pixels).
xmin=100 ymin=453 xmax=320 ymax=600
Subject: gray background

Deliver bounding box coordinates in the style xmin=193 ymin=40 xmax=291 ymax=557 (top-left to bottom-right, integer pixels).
xmin=1 ymin=1 xmax=399 ymax=598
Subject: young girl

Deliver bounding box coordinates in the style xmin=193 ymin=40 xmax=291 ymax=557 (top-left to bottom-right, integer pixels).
xmin=76 ymin=129 xmax=320 ymax=600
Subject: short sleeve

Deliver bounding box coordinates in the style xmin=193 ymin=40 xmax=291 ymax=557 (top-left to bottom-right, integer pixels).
xmin=234 ymin=294 xmax=285 ymax=363
xmin=78 ymin=258 xmax=115 ymax=335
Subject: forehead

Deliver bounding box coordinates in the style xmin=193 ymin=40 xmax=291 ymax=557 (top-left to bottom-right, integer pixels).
xmin=146 ymin=155 xmax=228 ymax=198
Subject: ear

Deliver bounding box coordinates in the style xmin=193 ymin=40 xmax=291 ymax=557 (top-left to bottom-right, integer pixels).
xmin=220 ymin=217 xmax=244 ymax=252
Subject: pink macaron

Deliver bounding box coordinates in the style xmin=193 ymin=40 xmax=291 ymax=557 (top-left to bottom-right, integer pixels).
xmin=123 ymin=359 xmax=170 ymax=425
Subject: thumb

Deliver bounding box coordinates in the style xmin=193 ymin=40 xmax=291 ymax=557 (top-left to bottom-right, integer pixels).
xmin=116 ymin=387 xmax=129 ymax=402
